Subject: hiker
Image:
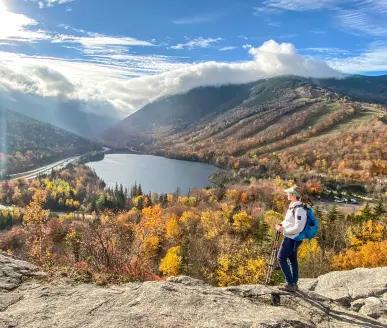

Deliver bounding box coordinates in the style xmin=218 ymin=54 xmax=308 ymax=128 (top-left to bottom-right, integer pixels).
xmin=275 ymin=187 xmax=307 ymax=292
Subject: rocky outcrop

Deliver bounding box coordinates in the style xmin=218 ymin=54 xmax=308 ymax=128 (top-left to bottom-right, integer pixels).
xmin=0 ymin=253 xmax=46 ymax=291
xmin=1 ymin=253 xmax=386 ymax=328
xmin=298 ymin=267 xmax=387 ymax=324
xmin=298 ymin=267 xmax=387 ymax=303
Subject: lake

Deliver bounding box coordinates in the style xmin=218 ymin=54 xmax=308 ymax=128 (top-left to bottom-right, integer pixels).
xmin=86 ymin=154 xmax=221 ymax=195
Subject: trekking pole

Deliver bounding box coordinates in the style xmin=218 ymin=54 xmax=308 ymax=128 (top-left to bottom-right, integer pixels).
xmin=265 ymin=228 xmax=281 ymax=285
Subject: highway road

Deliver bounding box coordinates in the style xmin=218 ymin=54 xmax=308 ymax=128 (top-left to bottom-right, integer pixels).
xmin=9 ymin=156 xmax=81 ymax=181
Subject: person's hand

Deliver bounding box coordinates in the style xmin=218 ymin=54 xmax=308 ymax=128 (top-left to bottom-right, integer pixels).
xmin=276 ymin=224 xmax=284 ymax=233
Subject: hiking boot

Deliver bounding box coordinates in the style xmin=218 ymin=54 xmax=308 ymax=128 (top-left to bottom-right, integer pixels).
xmin=278 ymin=283 xmax=297 ymax=292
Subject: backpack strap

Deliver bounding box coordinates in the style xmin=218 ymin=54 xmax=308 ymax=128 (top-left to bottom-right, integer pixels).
xmin=293 ymin=204 xmax=309 ymax=233
xmin=292 ymin=204 xmax=307 ymax=217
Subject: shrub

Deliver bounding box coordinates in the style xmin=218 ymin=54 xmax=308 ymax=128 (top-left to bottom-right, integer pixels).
xmin=348 ymin=220 xmax=386 ymax=249
xmin=232 ymin=211 xmax=253 ymax=233
xmin=217 ymin=248 xmax=266 ymax=286
xmin=159 ymin=246 xmax=182 ymax=277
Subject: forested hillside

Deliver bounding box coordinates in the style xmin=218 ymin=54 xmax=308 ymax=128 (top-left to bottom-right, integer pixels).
xmin=1 ymin=168 xmax=386 ymax=286
xmin=0 ymin=108 xmax=101 ymax=176
xmin=101 ymin=76 xmax=387 ymax=183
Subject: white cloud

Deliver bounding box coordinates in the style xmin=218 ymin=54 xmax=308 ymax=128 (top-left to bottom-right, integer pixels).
xmin=52 ymin=34 xmax=154 ymax=48
xmin=35 ymin=0 xmax=75 ymax=8
xmin=0 ymin=40 xmax=342 ymax=120
xmin=255 ymin=0 xmax=387 ymax=38
xmin=335 ymin=7 xmax=387 ymax=36
xmin=268 ymin=22 xmax=281 ymax=27
xmin=254 ymin=0 xmax=339 ymax=13
xmin=305 ymin=47 xmax=350 ymax=54
xmin=219 ymin=46 xmax=238 ymax=51
xmin=171 ymin=37 xmax=222 ymax=50
xmin=327 ymin=42 xmax=387 ymax=72
xmin=0 ymin=2 xmax=50 ymax=42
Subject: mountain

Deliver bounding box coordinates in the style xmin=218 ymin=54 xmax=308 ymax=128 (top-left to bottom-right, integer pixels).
xmin=311 ymin=75 xmax=387 ymax=105
xmin=2 ymin=253 xmax=387 ymax=327
xmin=100 ymin=75 xmax=387 ymax=181
xmin=100 ymin=83 xmax=255 ymax=147
xmin=0 ymin=90 xmax=120 ymax=137
xmin=0 ymin=108 xmax=101 ymax=175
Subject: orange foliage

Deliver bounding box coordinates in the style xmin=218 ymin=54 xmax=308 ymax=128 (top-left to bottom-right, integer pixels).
xmin=331 ymin=240 xmax=387 ymax=270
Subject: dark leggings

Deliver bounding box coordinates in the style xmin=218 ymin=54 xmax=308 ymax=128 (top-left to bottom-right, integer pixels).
xmin=277 ymin=237 xmax=302 ymax=284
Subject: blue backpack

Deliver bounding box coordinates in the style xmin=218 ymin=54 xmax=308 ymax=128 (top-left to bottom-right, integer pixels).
xmin=292 ymin=205 xmax=319 ymax=241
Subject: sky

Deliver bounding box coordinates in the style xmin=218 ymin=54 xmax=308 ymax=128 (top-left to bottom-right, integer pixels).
xmin=0 ymin=0 xmax=386 ymax=119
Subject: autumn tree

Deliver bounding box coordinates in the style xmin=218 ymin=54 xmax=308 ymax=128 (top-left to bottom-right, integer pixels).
xmin=23 ymin=190 xmax=51 ymax=265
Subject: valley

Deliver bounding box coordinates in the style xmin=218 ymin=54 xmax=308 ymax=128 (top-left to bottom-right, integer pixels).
xmin=1 ymin=1 xmax=387 ymax=326
xmin=0 ymin=74 xmax=386 ymax=310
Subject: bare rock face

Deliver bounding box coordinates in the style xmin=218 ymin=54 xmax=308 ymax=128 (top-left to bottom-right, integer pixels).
xmin=0 ymin=253 xmax=45 ymax=291
xmin=309 ymin=267 xmax=387 ymax=305
xmin=1 ymin=253 xmax=387 ymax=328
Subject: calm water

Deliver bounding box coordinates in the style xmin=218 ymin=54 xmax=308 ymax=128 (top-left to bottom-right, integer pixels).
xmin=86 ymin=154 xmax=221 ymax=195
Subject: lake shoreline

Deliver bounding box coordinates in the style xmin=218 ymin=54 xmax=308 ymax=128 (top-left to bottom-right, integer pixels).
xmin=86 ymin=153 xmax=221 ymax=195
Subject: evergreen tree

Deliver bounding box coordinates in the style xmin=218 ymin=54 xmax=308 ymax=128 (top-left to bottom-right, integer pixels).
xmin=326 ymin=205 xmax=339 ymax=222
xmin=131 ymin=182 xmax=138 ymax=198
xmin=6 ymin=213 xmax=13 ymax=228
xmin=252 ymin=218 xmax=269 ymax=247
xmin=373 ymin=200 xmax=386 ymax=219
xmin=360 ymin=202 xmax=373 ymax=220
xmin=137 ymin=196 xmax=144 ymax=210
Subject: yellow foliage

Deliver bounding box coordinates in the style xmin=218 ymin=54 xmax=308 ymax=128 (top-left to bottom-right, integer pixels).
xmin=165 ymin=218 xmax=181 ymax=241
xmin=273 ymin=194 xmax=287 ymax=213
xmin=217 ymin=250 xmax=266 ymax=286
xmin=298 ymin=239 xmax=322 ymax=262
xmin=200 ymin=210 xmax=229 ymax=239
xmin=225 ymin=189 xmax=240 ymax=202
xmin=131 ymin=205 xmax=164 ymax=258
xmin=159 ymin=246 xmax=181 ymax=277
xmin=264 ymin=210 xmax=283 ymax=235
xmin=232 ymin=211 xmax=253 ymax=233
xmin=332 ymin=240 xmax=387 ymax=270
xmin=348 ymin=220 xmax=386 ymax=249
xmin=167 ymin=194 xmax=173 ymax=202
xmin=180 ymin=211 xmax=197 ymax=225
xmin=297 ymin=239 xmax=327 ymax=277
xmin=132 ymin=195 xmax=144 ymax=208
xmin=274 ymin=176 xmax=286 ymax=187
xmin=143 ymin=236 xmax=160 ymax=257
xmin=179 ymin=211 xmax=200 ymax=234
xmin=24 ymin=190 xmax=50 ymax=226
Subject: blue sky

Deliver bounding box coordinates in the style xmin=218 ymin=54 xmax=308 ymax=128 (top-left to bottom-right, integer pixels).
xmin=0 ymin=0 xmax=386 ymax=118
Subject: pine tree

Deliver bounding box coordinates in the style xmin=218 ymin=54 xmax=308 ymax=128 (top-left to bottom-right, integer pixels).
xmin=360 ymin=202 xmax=373 ymax=220
xmin=373 ymin=200 xmax=386 ymax=219
xmin=131 ymin=182 xmax=138 ymax=198
xmin=326 ymin=205 xmax=339 ymax=222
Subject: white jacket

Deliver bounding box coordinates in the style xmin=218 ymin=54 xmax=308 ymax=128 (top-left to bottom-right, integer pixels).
xmin=281 ymin=201 xmax=307 ymax=239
